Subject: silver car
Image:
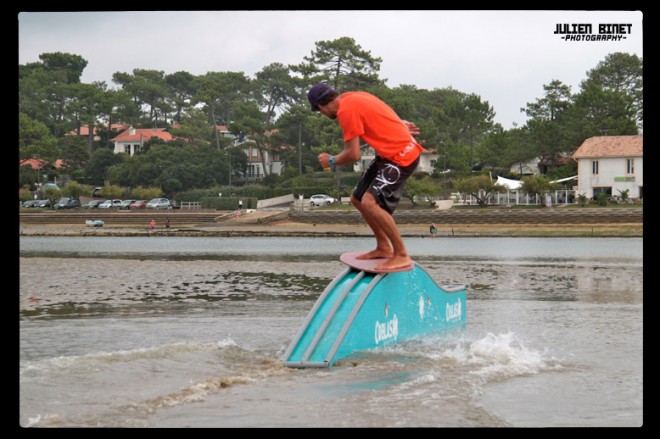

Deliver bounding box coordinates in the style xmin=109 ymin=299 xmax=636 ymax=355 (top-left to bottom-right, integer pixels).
xmin=146 ymin=198 xmax=172 ymax=209
xmin=310 ymin=194 xmax=336 ymax=206
xmin=98 ymin=199 xmax=123 ymax=209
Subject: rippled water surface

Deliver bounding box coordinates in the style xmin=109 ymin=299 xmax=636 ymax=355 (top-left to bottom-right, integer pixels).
xmin=19 ymin=236 xmax=643 ymax=427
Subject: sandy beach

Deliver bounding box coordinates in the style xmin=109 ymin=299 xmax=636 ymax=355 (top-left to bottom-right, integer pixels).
xmin=18 ymin=218 xmax=643 ymax=238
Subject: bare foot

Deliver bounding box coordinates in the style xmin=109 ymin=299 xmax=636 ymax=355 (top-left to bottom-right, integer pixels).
xmin=356 ymin=248 xmax=393 ymax=260
xmin=375 ymin=255 xmax=413 ymax=271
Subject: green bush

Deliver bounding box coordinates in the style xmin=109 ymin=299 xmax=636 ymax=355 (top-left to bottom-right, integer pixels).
xmin=577 ymin=193 xmax=588 ymax=207
xmin=131 ymin=186 xmax=163 ymax=200
xmin=596 ymin=192 xmax=609 ymax=206
xmin=19 ymin=185 xmax=34 ymax=201
xmin=201 ymin=197 xmax=257 ymax=210
xmin=178 ymin=184 xmax=290 ymax=202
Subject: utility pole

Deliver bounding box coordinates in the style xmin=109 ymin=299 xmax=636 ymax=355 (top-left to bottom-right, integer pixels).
xmin=226 ymin=152 xmax=232 ymax=188
xmin=298 ymin=121 xmax=303 ymax=176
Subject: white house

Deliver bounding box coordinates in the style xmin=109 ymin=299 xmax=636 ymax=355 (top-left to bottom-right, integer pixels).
xmin=111 ymin=127 xmax=173 ymax=156
xmin=240 ymin=142 xmax=285 ymax=179
xmin=353 ymin=145 xmax=438 ymax=174
xmin=222 ymin=126 xmax=285 ymax=181
xmin=572 ymin=135 xmax=643 ymax=200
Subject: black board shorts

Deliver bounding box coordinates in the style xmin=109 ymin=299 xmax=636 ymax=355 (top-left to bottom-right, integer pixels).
xmin=352 ymin=155 xmax=420 ymax=215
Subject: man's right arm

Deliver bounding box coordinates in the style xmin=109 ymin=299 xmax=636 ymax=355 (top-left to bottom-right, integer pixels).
xmin=318 ymin=137 xmax=361 ymax=168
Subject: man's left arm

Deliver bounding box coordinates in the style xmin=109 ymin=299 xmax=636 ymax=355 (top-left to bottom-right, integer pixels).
xmin=402 ymin=120 xmax=420 ymax=136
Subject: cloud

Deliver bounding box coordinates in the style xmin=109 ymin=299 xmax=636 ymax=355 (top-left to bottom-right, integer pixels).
xmin=19 ymin=10 xmax=643 ymax=129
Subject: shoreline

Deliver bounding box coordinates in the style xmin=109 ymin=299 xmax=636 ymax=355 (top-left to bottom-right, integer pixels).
xmin=18 ymin=220 xmax=643 ymax=238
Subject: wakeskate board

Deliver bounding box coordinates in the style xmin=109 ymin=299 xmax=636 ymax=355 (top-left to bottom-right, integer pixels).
xmin=340 ymin=251 xmax=414 ymax=274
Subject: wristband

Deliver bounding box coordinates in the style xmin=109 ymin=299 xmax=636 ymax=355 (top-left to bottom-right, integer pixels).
xmin=329 ymin=156 xmax=335 ymax=167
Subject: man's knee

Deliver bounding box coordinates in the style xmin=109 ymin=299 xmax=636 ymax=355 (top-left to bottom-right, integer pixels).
xmin=360 ymin=193 xmax=381 ymax=212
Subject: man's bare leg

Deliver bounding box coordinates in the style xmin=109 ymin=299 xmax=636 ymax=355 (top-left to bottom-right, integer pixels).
xmin=351 ymin=195 xmax=392 ymax=259
xmin=355 ymin=193 xmax=412 ymax=270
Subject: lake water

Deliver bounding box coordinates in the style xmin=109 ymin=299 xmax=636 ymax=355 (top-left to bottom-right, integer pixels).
xmin=19 ymin=236 xmax=643 ymax=427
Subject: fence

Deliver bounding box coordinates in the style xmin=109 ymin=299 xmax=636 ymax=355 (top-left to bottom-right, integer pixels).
xmin=179 ymin=201 xmax=202 ymax=209
xmin=451 ymin=190 xmax=577 ymax=206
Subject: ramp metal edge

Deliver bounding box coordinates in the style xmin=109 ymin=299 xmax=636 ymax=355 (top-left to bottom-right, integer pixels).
xmin=282 ymin=266 xmax=351 ymax=361
xmin=324 ymin=272 xmax=383 ymax=365
xmin=302 ymin=270 xmax=366 ymax=362
xmin=282 ymin=361 xmax=329 ymax=369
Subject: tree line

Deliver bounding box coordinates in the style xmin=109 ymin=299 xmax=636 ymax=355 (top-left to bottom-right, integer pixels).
xmin=19 ymin=36 xmax=642 ymax=198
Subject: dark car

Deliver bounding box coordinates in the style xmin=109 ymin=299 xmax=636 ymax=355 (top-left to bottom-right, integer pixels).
xmin=54 ymin=197 xmax=80 ymax=209
xmin=118 ymin=200 xmax=137 ymax=210
xmin=22 ymin=200 xmax=40 ymax=208
xmin=35 ymin=199 xmax=51 ymax=208
xmin=169 ymin=200 xmax=181 ymax=209
xmin=83 ymin=199 xmax=105 ymax=209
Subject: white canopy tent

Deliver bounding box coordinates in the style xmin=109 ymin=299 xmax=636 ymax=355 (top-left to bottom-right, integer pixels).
xmin=490 ymin=175 xmax=577 ymax=206
xmin=550 ymin=176 xmax=577 ymax=184
xmin=495 ymin=176 xmax=523 ymax=190
xmin=495 ymin=175 xmax=577 ymax=188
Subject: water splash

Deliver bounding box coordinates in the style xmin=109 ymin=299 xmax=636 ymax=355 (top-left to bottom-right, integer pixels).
xmin=375 ymin=331 xmax=560 ymax=381
xmin=439 ymin=332 xmax=561 ymax=380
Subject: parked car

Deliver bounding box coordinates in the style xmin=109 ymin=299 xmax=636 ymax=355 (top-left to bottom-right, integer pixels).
xmin=35 ymin=199 xmax=51 ymax=208
xmin=310 ymin=194 xmax=336 ymax=207
xmin=169 ymin=200 xmax=181 ymax=209
xmin=118 ymin=199 xmax=137 ymax=210
xmin=42 ymin=182 xmax=60 ymax=191
xmin=130 ymin=200 xmax=147 ymax=209
xmin=22 ymin=200 xmax=40 ymax=208
xmin=98 ymin=199 xmax=123 ymax=209
xmin=146 ymin=198 xmax=172 ymax=210
xmin=83 ymin=199 xmax=105 ymax=209
xmin=54 ymin=197 xmax=80 ymax=209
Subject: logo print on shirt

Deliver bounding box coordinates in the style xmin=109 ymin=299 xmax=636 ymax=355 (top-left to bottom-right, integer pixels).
xmin=373 ymin=164 xmax=401 ymax=193
xmin=398 ymin=140 xmax=416 ymax=157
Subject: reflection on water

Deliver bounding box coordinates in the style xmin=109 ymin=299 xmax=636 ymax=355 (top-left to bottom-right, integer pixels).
xmin=19 ymin=237 xmax=643 ymax=427
xmin=20 ymin=236 xmax=643 ymax=263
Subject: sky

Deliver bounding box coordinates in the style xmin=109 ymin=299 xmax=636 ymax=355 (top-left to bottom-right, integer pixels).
xmin=18 ymin=10 xmax=643 ymax=129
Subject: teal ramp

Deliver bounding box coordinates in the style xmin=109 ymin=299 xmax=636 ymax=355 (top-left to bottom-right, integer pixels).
xmin=283 ymin=264 xmax=466 ymax=368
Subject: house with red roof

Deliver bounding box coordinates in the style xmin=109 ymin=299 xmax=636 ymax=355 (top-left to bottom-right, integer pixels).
xmin=109 ymin=124 xmax=287 ymax=180
xmin=111 ymin=127 xmax=174 ymax=156
xmin=20 ymin=158 xmax=63 ymax=170
xmin=572 ymin=135 xmax=643 ymax=200
xmin=67 ymin=123 xmax=130 ymax=142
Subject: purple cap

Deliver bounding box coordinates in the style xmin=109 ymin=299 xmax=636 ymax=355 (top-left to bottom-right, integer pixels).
xmin=307 ymin=83 xmax=335 ymax=111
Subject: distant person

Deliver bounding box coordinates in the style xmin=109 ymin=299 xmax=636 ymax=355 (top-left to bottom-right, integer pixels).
xmin=165 ymin=217 xmax=171 ymax=230
xmin=238 ymin=200 xmax=243 ymax=210
xmin=309 ymin=82 xmax=424 ymax=271
xmin=429 ymin=223 xmax=437 ymax=238
xmin=149 ymin=219 xmax=156 ymax=233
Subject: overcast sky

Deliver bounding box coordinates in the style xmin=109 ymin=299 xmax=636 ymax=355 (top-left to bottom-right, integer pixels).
xmin=18 ymin=10 xmax=643 ymax=129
